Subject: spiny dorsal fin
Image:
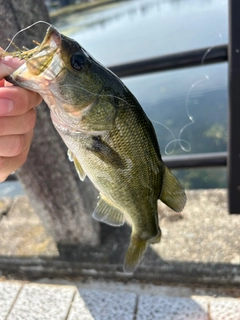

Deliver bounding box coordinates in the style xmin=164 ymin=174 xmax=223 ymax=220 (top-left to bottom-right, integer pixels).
xmin=160 ymin=166 xmax=186 ymax=212
xmin=68 ymin=150 xmax=86 ymax=181
xmin=93 ymin=195 xmax=125 ymax=226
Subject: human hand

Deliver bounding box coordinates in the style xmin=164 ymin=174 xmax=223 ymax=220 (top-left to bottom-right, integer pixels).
xmin=0 ymin=56 xmax=42 ymax=182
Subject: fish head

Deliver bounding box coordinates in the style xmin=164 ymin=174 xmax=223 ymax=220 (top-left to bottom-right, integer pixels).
xmin=9 ymin=25 xmax=105 ymax=128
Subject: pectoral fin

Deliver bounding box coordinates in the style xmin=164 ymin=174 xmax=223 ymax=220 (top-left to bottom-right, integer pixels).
xmin=160 ymin=166 xmax=186 ymax=212
xmin=93 ymin=195 xmax=125 ymax=226
xmin=68 ymin=150 xmax=86 ymax=181
xmin=90 ymin=135 xmax=125 ymax=168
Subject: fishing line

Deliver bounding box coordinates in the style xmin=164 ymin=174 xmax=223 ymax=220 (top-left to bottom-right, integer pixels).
xmin=176 ymin=43 xmax=218 ymax=153
xmin=177 ymin=76 xmax=210 ymax=152
xmin=55 ymin=82 xmax=141 ymax=109
xmin=6 ymin=22 xmax=223 ymax=156
xmin=4 ymin=20 xmax=51 ymax=52
xmin=151 ymin=118 xmax=191 ymax=155
xmin=57 ymin=86 xmax=187 ymax=155
xmin=150 ymin=119 xmax=177 ymax=155
xmin=149 ymin=45 xmax=215 ymax=155
xmin=45 ymin=82 xmax=177 ymax=138
xmin=201 ymin=46 xmax=214 ymax=65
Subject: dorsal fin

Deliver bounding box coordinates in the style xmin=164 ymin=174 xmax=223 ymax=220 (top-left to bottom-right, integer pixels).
xmin=160 ymin=166 xmax=186 ymax=212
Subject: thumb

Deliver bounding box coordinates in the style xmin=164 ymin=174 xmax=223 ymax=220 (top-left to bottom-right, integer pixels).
xmin=0 ymin=50 xmax=24 ymax=79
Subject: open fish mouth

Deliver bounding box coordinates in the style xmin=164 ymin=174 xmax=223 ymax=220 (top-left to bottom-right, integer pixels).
xmin=0 ymin=25 xmax=63 ymax=83
xmin=1 ymin=25 xmax=61 ymax=63
xmin=16 ymin=26 xmax=62 ymax=81
xmin=0 ymin=24 xmax=98 ymax=131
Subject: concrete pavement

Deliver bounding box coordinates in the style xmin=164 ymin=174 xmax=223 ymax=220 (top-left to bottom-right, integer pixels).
xmin=0 ymin=189 xmax=240 ymax=318
xmin=1 ymin=280 xmax=240 ymax=319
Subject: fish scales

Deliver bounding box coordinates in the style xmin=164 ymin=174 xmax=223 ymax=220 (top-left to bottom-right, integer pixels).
xmin=0 ymin=24 xmax=186 ymax=272
xmin=61 ymin=101 xmax=162 ymax=232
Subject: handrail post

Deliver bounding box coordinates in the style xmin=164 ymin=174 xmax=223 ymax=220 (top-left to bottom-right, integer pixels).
xmin=228 ymin=0 xmax=240 ymax=213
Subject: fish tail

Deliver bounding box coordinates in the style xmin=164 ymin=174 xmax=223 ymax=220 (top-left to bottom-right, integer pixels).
xmin=123 ymin=236 xmax=148 ymax=273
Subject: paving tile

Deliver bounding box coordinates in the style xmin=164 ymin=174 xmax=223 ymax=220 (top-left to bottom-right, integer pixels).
xmin=7 ymin=283 xmax=76 ymax=320
xmin=80 ymin=289 xmax=137 ymax=320
xmin=209 ymin=297 xmax=240 ymax=320
xmin=0 ymin=281 xmax=22 ymax=320
xmin=67 ymin=291 xmax=94 ymax=320
xmin=136 ymin=295 xmax=209 ymax=320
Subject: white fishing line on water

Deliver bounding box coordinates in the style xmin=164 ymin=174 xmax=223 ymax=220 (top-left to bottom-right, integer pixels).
xmin=150 ymin=118 xmax=191 ymax=155
xmin=177 ymin=76 xmax=210 ymax=153
xmin=4 ymin=20 xmax=51 ymax=52
xmin=161 ymin=43 xmax=222 ymax=155
xmin=176 ymin=44 xmax=217 ymax=153
xmin=151 ymin=25 xmax=228 ymax=155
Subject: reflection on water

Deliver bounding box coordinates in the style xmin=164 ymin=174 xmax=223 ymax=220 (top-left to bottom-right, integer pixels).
xmin=55 ymin=0 xmax=228 ymax=65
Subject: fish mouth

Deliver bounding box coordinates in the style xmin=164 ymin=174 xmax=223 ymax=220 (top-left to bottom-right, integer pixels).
xmin=4 ymin=25 xmax=62 ymax=86
xmin=40 ymin=25 xmax=62 ymax=51
xmin=20 ymin=25 xmax=62 ymax=78
xmin=5 ymin=25 xmax=98 ymax=132
xmin=0 ymin=24 xmax=62 ymax=70
xmin=0 ymin=24 xmax=63 ymax=87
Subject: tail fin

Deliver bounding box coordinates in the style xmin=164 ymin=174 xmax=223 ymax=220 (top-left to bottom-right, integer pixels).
xmin=123 ymin=237 xmax=148 ymax=273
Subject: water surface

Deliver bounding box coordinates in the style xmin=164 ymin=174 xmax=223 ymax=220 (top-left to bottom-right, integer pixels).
xmin=56 ymin=0 xmax=228 ymax=65
xmin=55 ymin=0 xmax=228 ymax=157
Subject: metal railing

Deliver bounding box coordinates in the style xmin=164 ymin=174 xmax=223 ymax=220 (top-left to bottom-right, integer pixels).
xmin=6 ymin=0 xmax=240 ymax=214
xmin=228 ymin=0 xmax=240 ymax=214
xmin=110 ymin=44 xmax=228 ymax=77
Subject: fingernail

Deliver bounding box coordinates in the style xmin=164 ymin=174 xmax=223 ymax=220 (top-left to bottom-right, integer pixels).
xmin=0 ymin=99 xmax=14 ymax=115
xmin=1 ymin=56 xmax=23 ymax=69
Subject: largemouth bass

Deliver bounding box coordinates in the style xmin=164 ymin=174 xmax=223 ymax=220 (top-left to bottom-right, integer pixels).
xmin=1 ymin=25 xmax=186 ymax=272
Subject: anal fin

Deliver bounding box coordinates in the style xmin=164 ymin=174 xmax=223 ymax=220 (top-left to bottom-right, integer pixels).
xmin=93 ymin=195 xmax=125 ymax=226
xmin=160 ymin=166 xmax=187 ymax=212
xmin=68 ymin=150 xmax=86 ymax=181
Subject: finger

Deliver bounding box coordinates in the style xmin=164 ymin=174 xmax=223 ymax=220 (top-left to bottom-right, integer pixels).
xmin=0 ymin=148 xmax=29 ymax=182
xmin=0 ymin=55 xmax=24 ymax=79
xmin=0 ymin=108 xmax=36 ymax=136
xmin=0 ymin=86 xmax=42 ymax=116
xmin=0 ymin=61 xmax=16 ymax=79
xmin=0 ymin=130 xmax=34 ymax=157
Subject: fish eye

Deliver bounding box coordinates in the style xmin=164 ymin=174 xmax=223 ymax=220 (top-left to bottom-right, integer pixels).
xmin=70 ymin=52 xmax=87 ymax=71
